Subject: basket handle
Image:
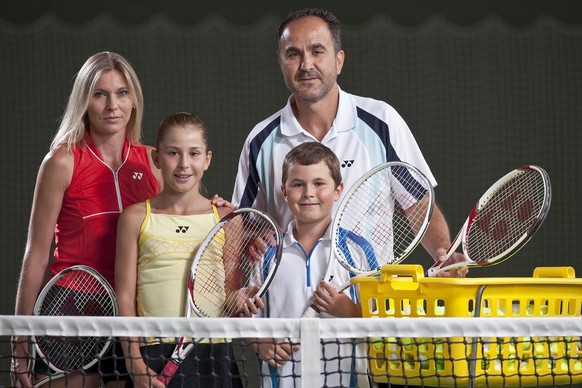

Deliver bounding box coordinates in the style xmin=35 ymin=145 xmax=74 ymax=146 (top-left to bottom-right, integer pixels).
xmin=533 ymin=266 xmax=575 ymax=279
xmin=380 ymin=264 xmax=424 ymax=282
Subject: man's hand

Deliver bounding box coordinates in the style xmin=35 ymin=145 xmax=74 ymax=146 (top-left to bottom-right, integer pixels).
xmin=434 ymin=248 xmax=469 ymax=278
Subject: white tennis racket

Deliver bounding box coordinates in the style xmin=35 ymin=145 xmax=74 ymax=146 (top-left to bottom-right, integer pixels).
xmin=302 ymin=161 xmax=435 ymax=318
xmin=31 ymin=265 xmax=118 ymax=387
xmin=157 ymin=207 xmax=283 ymax=384
xmin=427 ymin=165 xmax=552 ymax=277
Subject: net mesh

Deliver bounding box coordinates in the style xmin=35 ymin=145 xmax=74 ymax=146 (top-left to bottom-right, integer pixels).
xmin=3 ymin=315 xmax=582 ymax=387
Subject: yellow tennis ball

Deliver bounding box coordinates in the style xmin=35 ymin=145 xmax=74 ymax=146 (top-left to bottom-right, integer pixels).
xmin=521 ymin=336 xmax=531 ymax=351
xmin=526 ymin=305 xmax=534 ymax=315
xmin=560 ymin=360 xmax=569 ymax=371
xmin=402 ymin=337 xmax=413 ymax=351
xmin=371 ymin=338 xmax=385 ymax=351
xmin=574 ymin=361 xmax=582 ymax=371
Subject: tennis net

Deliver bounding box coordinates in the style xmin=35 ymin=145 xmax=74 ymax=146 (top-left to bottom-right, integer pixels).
xmin=2 ymin=315 xmax=582 ymax=387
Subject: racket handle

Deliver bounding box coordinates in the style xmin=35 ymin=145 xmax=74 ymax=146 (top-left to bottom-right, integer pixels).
xmin=157 ymin=361 xmax=179 ymax=385
xmin=426 ymin=261 xmax=442 ymax=278
xmin=301 ymin=304 xmax=320 ymax=318
xmin=426 ymin=267 xmax=440 ymax=277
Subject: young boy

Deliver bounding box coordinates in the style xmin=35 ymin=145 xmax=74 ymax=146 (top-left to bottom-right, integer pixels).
xmin=253 ymin=142 xmax=369 ymax=388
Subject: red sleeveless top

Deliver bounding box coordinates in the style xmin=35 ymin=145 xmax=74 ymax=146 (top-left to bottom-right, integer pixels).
xmin=51 ymin=132 xmax=159 ymax=286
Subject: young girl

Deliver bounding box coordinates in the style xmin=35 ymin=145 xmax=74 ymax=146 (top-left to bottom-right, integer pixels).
xmin=115 ymin=112 xmax=245 ymax=388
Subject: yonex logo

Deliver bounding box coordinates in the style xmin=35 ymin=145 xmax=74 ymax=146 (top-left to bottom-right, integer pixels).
xmin=341 ymin=160 xmax=354 ymax=168
xmin=132 ymin=172 xmax=143 ymax=180
xmin=176 ymin=226 xmax=189 ymax=233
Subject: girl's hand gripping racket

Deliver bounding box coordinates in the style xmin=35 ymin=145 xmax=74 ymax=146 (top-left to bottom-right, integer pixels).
xmin=427 ymin=165 xmax=552 ymax=277
xmin=157 ymin=207 xmax=283 ymax=384
xmin=32 ymin=265 xmax=119 ymax=387
xmin=303 ymin=161 xmax=435 ymax=318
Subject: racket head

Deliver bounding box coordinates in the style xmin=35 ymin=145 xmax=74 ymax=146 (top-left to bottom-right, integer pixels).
xmin=190 ymin=207 xmax=283 ymax=318
xmin=461 ymin=165 xmax=551 ymax=266
xmin=32 ymin=265 xmax=118 ymax=373
xmin=331 ymin=161 xmax=435 ymax=275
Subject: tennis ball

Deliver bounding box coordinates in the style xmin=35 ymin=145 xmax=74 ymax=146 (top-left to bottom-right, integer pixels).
xmin=497 ymin=308 xmax=506 ymax=316
xmin=540 ymin=305 xmax=549 ymax=315
xmin=481 ymin=307 xmax=492 ymax=316
xmin=371 ymin=338 xmax=385 ymax=351
xmin=550 ymin=342 xmax=559 ymax=354
xmin=521 ymin=336 xmax=531 ymax=351
xmin=526 ymin=305 xmax=534 ymax=315
xmin=574 ymin=361 xmax=582 ymax=371
xmin=401 ymin=337 xmax=413 ymax=351
xmin=507 ymin=353 xmax=517 ymax=371
xmin=560 ymin=360 xmax=569 ymax=371
xmin=435 ymin=305 xmax=445 ymax=316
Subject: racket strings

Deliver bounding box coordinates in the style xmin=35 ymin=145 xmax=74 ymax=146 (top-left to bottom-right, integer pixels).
xmin=334 ymin=165 xmax=433 ymax=272
xmin=35 ymin=269 xmax=116 ymax=370
xmin=191 ymin=212 xmax=280 ymax=317
xmin=467 ymin=169 xmax=548 ymax=262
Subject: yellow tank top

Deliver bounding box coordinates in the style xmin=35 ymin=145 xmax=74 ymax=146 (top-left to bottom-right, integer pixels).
xmin=137 ymin=199 xmax=219 ymax=317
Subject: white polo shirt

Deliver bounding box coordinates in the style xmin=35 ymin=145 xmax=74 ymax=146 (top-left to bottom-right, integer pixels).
xmin=258 ymin=221 xmax=369 ymax=388
xmin=232 ymin=87 xmax=437 ymax=228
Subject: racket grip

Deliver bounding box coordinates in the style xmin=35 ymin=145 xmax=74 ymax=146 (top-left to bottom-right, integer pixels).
xmin=426 ymin=267 xmax=440 ymax=277
xmin=157 ymin=361 xmax=179 ymax=385
xmin=301 ymin=304 xmax=320 ymax=318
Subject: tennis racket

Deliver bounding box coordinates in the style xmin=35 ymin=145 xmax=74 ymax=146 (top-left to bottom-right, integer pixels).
xmin=302 ymin=161 xmax=435 ymax=318
xmin=427 ymin=165 xmax=552 ymax=277
xmin=157 ymin=207 xmax=283 ymax=384
xmin=31 ymin=265 xmax=118 ymax=387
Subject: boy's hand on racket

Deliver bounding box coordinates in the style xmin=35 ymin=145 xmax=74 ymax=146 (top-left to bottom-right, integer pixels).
xmin=313 ymin=281 xmax=361 ymax=317
xmin=10 ymin=336 xmax=32 ymax=387
xmin=434 ymin=248 xmax=469 ymax=278
xmin=252 ymin=338 xmax=299 ymax=368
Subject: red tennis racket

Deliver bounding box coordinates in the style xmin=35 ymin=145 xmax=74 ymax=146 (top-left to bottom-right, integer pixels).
xmin=427 ymin=165 xmax=551 ymax=277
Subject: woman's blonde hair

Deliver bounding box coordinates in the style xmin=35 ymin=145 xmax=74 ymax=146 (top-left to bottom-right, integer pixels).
xmin=50 ymin=51 xmax=144 ymax=150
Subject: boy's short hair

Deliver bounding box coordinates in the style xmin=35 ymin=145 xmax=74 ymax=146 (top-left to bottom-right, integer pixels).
xmin=282 ymin=142 xmax=342 ymax=187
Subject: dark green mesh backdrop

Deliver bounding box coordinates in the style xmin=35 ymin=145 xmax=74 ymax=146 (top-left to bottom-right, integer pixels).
xmin=1 ymin=9 xmax=581 ymax=319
